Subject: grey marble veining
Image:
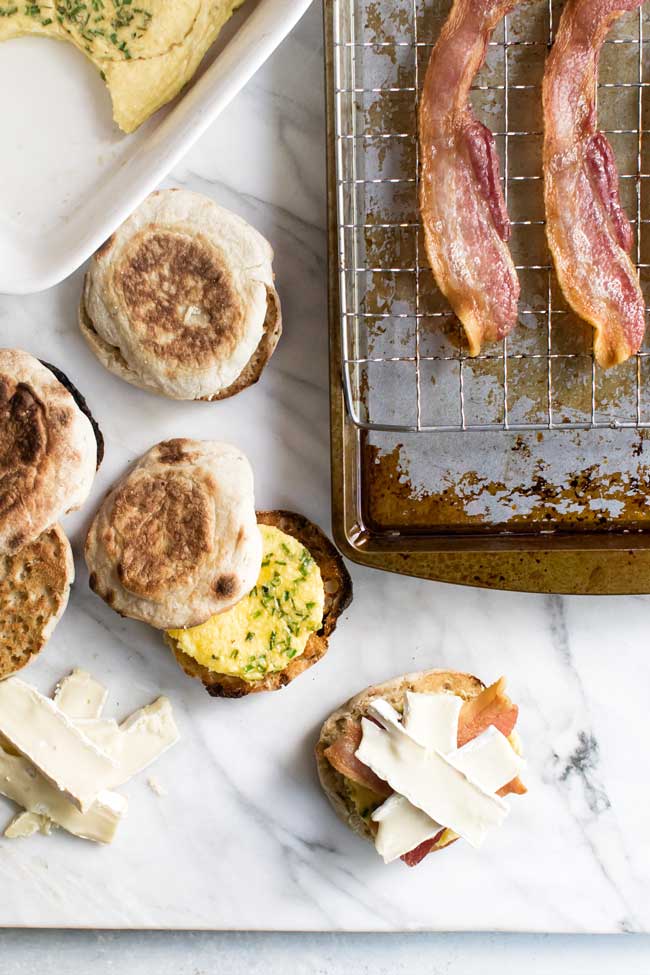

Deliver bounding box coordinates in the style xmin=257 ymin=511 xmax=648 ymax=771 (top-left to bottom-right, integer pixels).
xmin=0 ymin=0 xmax=650 ymax=937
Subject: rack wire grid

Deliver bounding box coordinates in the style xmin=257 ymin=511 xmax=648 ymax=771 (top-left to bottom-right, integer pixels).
xmin=332 ymin=0 xmax=650 ymax=433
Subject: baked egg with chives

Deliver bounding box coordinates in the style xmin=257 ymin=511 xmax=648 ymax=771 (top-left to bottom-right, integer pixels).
xmin=167 ymin=525 xmax=325 ymax=681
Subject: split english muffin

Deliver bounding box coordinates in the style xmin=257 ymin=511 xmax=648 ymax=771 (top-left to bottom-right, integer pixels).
xmin=80 ymin=189 xmax=282 ymax=401
xmin=0 ymin=350 xmax=100 ymax=554
xmin=166 ymin=510 xmax=353 ymax=697
xmin=316 ymin=671 xmax=525 ymax=867
xmin=0 ymin=524 xmax=74 ymax=680
xmin=85 ymin=439 xmax=262 ymax=630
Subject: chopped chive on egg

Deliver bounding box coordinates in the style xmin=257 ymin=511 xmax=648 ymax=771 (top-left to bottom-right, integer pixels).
xmin=167 ymin=525 xmax=325 ymax=682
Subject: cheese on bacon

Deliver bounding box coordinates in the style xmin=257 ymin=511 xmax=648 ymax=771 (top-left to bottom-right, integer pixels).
xmin=371 ymin=794 xmax=443 ymax=863
xmin=403 ymin=691 xmax=462 ymax=752
xmin=357 ymin=704 xmax=508 ymax=848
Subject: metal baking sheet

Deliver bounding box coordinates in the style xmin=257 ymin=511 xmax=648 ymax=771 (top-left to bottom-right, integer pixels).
xmin=326 ymin=0 xmax=650 ymax=582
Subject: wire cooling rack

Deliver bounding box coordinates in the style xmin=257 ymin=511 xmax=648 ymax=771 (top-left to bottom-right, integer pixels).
xmin=332 ymin=0 xmax=650 ymax=433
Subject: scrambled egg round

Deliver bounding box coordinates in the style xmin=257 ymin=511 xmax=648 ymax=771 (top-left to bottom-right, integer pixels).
xmin=167 ymin=525 xmax=325 ymax=682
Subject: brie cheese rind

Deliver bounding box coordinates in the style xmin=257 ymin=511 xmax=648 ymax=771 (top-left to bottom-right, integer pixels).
xmin=357 ymin=693 xmax=524 ymax=859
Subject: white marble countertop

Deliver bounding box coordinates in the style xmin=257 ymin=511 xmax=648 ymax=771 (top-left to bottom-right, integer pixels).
xmin=2 ymin=0 xmax=650 ymax=967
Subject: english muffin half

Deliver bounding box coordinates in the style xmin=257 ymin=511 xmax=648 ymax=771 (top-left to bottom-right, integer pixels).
xmin=0 ymin=350 xmax=99 ymax=554
xmin=85 ymin=439 xmax=262 ymax=630
xmin=80 ymin=189 xmax=282 ymax=401
xmin=0 ymin=524 xmax=74 ymax=680
xmin=316 ymin=670 xmax=526 ymax=867
xmin=166 ymin=511 xmax=353 ymax=697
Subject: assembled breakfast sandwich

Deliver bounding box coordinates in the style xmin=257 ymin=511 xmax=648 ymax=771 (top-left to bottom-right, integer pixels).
xmin=0 ymin=349 xmax=102 ymax=677
xmin=316 ymin=670 xmax=525 ymax=866
xmin=85 ymin=439 xmax=352 ymax=693
xmin=0 ymin=349 xmax=100 ymax=555
xmin=79 ymin=190 xmax=281 ymax=401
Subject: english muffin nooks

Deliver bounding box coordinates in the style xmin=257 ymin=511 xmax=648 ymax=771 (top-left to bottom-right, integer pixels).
xmin=0 ymin=524 xmax=74 ymax=680
xmin=85 ymin=439 xmax=262 ymax=630
xmin=0 ymin=350 xmax=98 ymax=554
xmin=80 ymin=190 xmax=282 ymax=401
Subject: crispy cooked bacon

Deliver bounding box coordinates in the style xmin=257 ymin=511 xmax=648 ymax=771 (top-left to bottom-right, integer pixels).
xmin=499 ymin=775 xmax=527 ymax=797
xmin=401 ymin=830 xmax=445 ymax=868
xmin=323 ymin=720 xmax=391 ymax=799
xmin=418 ymin=0 xmax=522 ymax=356
xmin=457 ymin=677 xmax=518 ymax=747
xmin=543 ymin=0 xmax=646 ymax=368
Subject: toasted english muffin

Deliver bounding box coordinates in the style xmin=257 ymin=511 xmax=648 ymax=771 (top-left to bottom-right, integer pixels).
xmin=80 ymin=190 xmax=282 ymax=400
xmin=0 ymin=350 xmax=98 ymax=554
xmin=166 ymin=511 xmax=353 ymax=697
xmin=0 ymin=524 xmax=74 ymax=680
xmin=316 ymin=671 xmax=484 ymax=849
xmin=85 ymin=439 xmax=262 ymax=630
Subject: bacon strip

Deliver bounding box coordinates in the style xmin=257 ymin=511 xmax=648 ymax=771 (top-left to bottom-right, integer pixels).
xmin=418 ymin=0 xmax=522 ymax=356
xmin=401 ymin=830 xmax=445 ymax=868
xmin=457 ymin=677 xmax=518 ymax=747
xmin=543 ymin=0 xmax=646 ymax=368
xmin=499 ymin=776 xmax=527 ymax=797
xmin=323 ymin=720 xmax=391 ymax=799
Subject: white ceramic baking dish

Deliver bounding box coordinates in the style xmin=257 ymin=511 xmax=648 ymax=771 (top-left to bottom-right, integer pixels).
xmin=0 ymin=0 xmax=312 ymax=295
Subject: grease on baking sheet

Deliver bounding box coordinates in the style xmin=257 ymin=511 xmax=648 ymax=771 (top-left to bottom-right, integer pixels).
xmin=363 ymin=431 xmax=650 ymax=535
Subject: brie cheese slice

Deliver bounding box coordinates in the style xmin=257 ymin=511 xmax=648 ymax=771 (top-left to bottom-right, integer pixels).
xmin=110 ymin=697 xmax=179 ymax=786
xmin=0 ymin=678 xmax=117 ymax=813
xmin=446 ymin=726 xmax=524 ymax=793
xmin=54 ymin=669 xmax=108 ymax=720
xmin=73 ymin=719 xmax=121 ymax=754
xmin=71 ymin=699 xmax=179 ymax=787
xmin=0 ymin=746 xmax=126 ymax=844
xmin=403 ymin=691 xmax=462 ymax=752
xmin=371 ymin=794 xmax=443 ymax=863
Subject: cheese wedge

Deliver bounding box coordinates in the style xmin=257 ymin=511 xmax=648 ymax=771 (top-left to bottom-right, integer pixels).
xmin=0 ymin=746 xmax=126 ymax=844
xmin=0 ymin=678 xmax=117 ymax=812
